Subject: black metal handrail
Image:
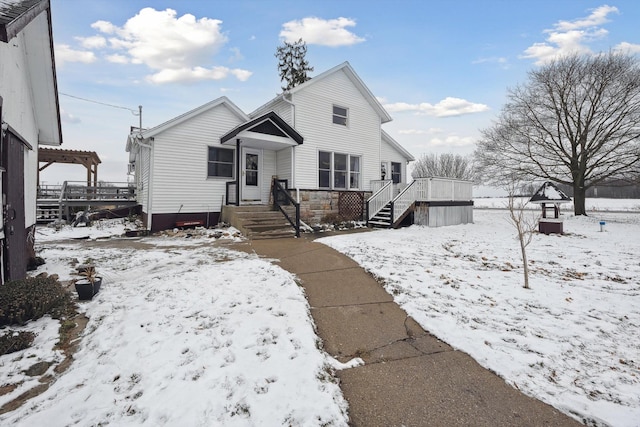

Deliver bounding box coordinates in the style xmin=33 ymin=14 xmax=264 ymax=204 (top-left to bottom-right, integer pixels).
xmin=272 ymin=179 xmax=300 ymax=238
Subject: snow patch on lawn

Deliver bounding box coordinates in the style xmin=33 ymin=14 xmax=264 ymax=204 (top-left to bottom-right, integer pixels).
xmin=318 ymin=210 xmax=640 ymax=427
xmin=1 ymin=233 xmax=348 ymax=426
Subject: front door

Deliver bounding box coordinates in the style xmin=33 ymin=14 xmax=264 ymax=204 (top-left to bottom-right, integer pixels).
xmin=241 ymin=148 xmax=261 ymax=202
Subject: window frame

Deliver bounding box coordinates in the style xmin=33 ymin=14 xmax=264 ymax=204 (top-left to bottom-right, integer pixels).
xmin=318 ymin=150 xmax=332 ymax=189
xmin=349 ymin=155 xmax=361 ymax=190
xmin=318 ymin=150 xmax=362 ymax=190
xmin=332 ymin=105 xmax=348 ymax=127
xmin=207 ymin=146 xmax=235 ymax=179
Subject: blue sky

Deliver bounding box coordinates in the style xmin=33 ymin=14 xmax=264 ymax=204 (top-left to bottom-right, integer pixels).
xmin=44 ymin=0 xmax=640 ymax=186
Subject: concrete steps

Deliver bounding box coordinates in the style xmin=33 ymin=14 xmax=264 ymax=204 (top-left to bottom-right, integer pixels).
xmin=222 ymin=205 xmax=297 ymax=239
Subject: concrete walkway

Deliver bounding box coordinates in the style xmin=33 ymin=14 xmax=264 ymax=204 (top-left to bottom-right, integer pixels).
xmin=243 ymin=235 xmax=582 ymax=426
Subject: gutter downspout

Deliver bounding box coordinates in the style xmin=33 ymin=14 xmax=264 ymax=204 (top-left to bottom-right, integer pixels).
xmin=235 ymin=139 xmax=241 ymax=205
xmin=134 ymin=135 xmax=153 ymax=231
xmin=281 ymin=94 xmax=298 ymax=202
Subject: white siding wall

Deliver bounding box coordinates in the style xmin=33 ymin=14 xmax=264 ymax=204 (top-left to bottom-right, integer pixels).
xmin=381 ymin=138 xmax=408 ymax=184
xmin=261 ymin=149 xmax=276 ymax=201
xmin=276 ymin=147 xmax=292 ymax=184
xmin=136 ymin=146 xmax=151 ymax=212
xmin=0 ymin=31 xmax=40 ymax=228
xmin=149 ymin=105 xmax=244 ymax=214
xmin=292 ymin=70 xmax=381 ymax=191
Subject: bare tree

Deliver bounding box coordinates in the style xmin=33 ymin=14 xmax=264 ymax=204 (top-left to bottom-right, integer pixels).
xmin=411 ymin=153 xmax=475 ymax=180
xmin=475 ymin=52 xmax=640 ymax=215
xmin=275 ymin=38 xmax=313 ymax=91
xmin=506 ymin=182 xmax=539 ymax=289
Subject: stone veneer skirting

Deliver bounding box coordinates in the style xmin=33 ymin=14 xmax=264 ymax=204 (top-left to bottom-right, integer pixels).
xmin=292 ymin=189 xmax=372 ymax=223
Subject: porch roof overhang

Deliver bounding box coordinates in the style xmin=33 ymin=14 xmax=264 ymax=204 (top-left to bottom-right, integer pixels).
xmin=220 ymin=111 xmax=303 ymax=150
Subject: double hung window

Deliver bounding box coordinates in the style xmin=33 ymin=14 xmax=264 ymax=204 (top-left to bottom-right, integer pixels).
xmin=208 ymin=147 xmax=234 ymax=178
xmin=318 ymin=151 xmax=361 ymax=190
xmin=332 ymin=106 xmax=348 ymax=126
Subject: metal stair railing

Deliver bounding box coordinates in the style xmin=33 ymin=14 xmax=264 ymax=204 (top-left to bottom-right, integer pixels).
xmin=272 ymin=179 xmax=300 ymax=238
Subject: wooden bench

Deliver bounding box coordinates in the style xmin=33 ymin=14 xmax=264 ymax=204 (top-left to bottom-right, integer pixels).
xmin=175 ymin=220 xmax=205 ymax=228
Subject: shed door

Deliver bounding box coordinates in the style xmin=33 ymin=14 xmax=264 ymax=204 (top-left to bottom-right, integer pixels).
xmin=241 ymin=148 xmax=261 ymax=202
xmin=2 ymin=131 xmax=27 ymax=282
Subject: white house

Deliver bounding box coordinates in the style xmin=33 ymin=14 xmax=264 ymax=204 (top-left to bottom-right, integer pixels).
xmin=1 ymin=0 xmax=63 ymax=282
xmin=126 ymin=62 xmax=416 ymax=232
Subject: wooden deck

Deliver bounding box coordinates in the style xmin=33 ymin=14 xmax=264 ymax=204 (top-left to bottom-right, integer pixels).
xmin=37 ymin=181 xmax=138 ymax=223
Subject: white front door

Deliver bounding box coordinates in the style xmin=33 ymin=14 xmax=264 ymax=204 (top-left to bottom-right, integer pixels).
xmin=241 ymin=148 xmax=261 ymax=201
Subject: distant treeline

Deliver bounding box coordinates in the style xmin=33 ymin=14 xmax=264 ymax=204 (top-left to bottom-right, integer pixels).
xmin=516 ymin=180 xmax=640 ymax=199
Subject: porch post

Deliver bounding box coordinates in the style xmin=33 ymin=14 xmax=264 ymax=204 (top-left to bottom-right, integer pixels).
xmin=235 ymin=138 xmax=241 ymax=206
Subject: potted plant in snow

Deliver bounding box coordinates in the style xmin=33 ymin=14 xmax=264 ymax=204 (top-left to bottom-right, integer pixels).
xmin=75 ymin=265 xmax=102 ymax=300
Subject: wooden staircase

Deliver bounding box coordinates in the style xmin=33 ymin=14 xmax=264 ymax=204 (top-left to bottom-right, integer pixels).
xmin=221 ymin=205 xmax=297 ymax=239
xmin=368 ymin=202 xmax=393 ymax=228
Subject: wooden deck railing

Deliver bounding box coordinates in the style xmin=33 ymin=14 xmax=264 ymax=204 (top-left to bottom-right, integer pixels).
xmin=367 ymin=177 xmax=474 ymax=227
xmin=367 ymin=180 xmax=394 ymax=220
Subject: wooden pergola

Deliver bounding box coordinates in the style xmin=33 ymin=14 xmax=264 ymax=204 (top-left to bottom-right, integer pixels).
xmin=38 ymin=147 xmax=101 ymax=186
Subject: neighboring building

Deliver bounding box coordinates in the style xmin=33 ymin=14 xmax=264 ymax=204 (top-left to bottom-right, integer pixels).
xmin=126 ymin=62 xmax=416 ymax=232
xmin=1 ymin=0 xmax=63 ymax=283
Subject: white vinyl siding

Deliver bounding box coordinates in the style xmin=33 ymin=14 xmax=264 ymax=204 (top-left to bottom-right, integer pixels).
xmin=261 ymin=149 xmax=277 ymax=202
xmin=276 ymin=147 xmax=292 ymax=184
xmin=1 ymin=30 xmax=42 ymax=229
xmin=150 ymin=104 xmax=244 ymax=213
xmin=381 ymin=136 xmax=408 ymax=185
xmin=292 ymin=69 xmax=381 ymax=191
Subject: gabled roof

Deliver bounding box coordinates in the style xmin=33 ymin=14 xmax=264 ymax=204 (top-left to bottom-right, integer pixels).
xmin=529 ymin=181 xmax=571 ymax=204
xmin=128 ymin=97 xmax=248 ymax=148
xmin=250 ymin=62 xmax=393 ymax=123
xmin=221 ymin=111 xmax=303 ymax=145
xmin=382 ymin=129 xmax=415 ymax=161
xmin=1 ymin=0 xmax=62 ymax=146
xmin=0 ymin=0 xmax=47 ymax=42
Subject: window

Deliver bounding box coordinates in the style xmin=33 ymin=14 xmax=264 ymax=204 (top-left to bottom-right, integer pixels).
xmin=318 ymin=151 xmax=361 ymax=190
xmin=319 ymin=151 xmax=331 ymax=188
xmin=350 ymin=156 xmax=361 ymax=189
xmin=334 ymin=153 xmax=347 ymax=189
xmin=332 ymin=105 xmax=348 ymax=126
xmin=391 ymin=162 xmax=401 ymax=184
xmin=208 ymin=147 xmax=234 ymax=178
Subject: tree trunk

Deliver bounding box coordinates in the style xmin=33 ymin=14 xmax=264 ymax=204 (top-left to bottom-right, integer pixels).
xmin=520 ymin=236 xmax=530 ymax=289
xmin=573 ymin=184 xmax=587 ymax=216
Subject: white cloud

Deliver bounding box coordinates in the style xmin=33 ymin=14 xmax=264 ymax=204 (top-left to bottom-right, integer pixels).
xmin=228 ymin=47 xmax=244 ymax=62
xmin=60 ymin=108 xmax=81 ymax=124
xmin=472 ymin=56 xmax=509 ymax=69
xmin=76 ymin=35 xmax=107 ymax=49
xmin=384 ymin=97 xmax=490 ymax=117
xmin=147 ymin=66 xmax=252 ymax=84
xmin=398 ymin=128 xmax=443 ymax=135
xmin=280 ymin=17 xmax=365 ymax=47
xmin=615 ymin=41 xmax=640 ymax=54
xmin=430 ymin=135 xmax=476 ymax=147
xmin=554 ymin=5 xmax=618 ymax=31
xmin=521 ymin=5 xmax=620 ymax=65
xmin=85 ymin=7 xmax=250 ymax=84
xmin=106 ymin=54 xmax=129 ymax=64
xmin=55 ymin=44 xmax=97 ymax=66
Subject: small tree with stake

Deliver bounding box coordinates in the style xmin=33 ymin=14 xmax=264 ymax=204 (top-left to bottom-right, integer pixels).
xmin=506 ymin=181 xmax=539 ymax=289
xmin=275 ymin=38 xmax=313 ymax=91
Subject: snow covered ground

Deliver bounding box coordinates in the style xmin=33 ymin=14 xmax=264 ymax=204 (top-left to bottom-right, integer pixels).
xmin=475 ymin=196 xmax=640 ymax=212
xmin=318 ymin=208 xmax=640 ymax=427
xmin=0 ymin=221 xmax=349 ymax=426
